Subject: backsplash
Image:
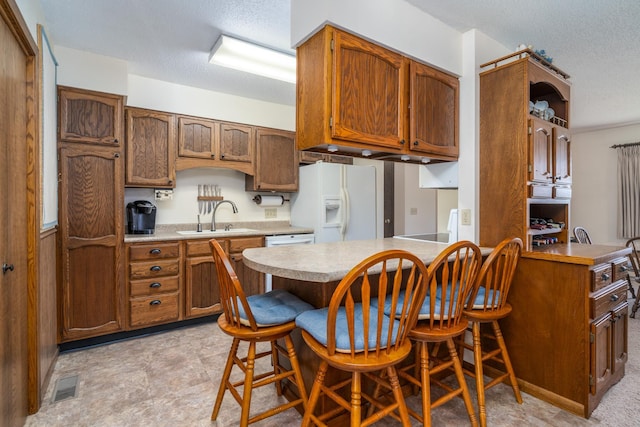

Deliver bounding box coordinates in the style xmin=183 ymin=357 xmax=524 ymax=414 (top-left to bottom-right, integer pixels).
xmin=124 ymin=168 xmax=292 ymax=226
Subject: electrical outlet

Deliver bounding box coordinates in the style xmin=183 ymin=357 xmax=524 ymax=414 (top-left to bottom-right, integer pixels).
xmin=409 ymin=207 xmax=418 ymax=215
xmin=264 ymin=208 xmax=277 ymax=219
xmin=460 ymin=209 xmax=471 ymax=225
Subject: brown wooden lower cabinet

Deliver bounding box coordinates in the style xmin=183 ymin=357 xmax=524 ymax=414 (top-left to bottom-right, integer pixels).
xmin=499 ymin=244 xmax=631 ymax=418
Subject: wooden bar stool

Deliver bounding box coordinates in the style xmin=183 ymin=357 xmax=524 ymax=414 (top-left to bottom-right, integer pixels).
xmin=461 ymin=237 xmax=523 ymax=427
xmin=626 ymin=237 xmax=640 ymax=317
xmin=295 ymin=249 xmax=430 ymax=426
xmin=397 ymin=240 xmax=482 ymax=427
xmin=209 ymin=239 xmax=312 ymax=426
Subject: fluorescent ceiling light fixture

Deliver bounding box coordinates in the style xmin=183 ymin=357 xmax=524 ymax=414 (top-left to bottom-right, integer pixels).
xmin=209 ymin=34 xmax=296 ymax=84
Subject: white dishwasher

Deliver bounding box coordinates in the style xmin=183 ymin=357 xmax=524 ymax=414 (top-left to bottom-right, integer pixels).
xmin=264 ymin=233 xmax=315 ymax=292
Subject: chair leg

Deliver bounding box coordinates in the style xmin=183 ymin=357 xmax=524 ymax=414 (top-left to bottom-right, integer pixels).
xmin=446 ymin=338 xmax=478 ymax=427
xmin=284 ymin=334 xmax=309 ymax=408
xmin=628 ymin=275 xmax=637 ymax=299
xmin=212 ymin=338 xmax=240 ymax=421
xmin=302 ymin=360 xmax=328 ymax=427
xmin=271 ymin=339 xmax=283 ymax=396
xmin=351 ymin=371 xmax=362 ymax=427
xmin=492 ymin=321 xmax=522 ymax=404
xmin=471 ymin=322 xmax=487 ymax=427
xmin=239 ymin=341 xmax=257 ymax=427
xmin=387 ymin=366 xmax=411 ymax=426
xmin=419 ymin=341 xmax=432 ymax=427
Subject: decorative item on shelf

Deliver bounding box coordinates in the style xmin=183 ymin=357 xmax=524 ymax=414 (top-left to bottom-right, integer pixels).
xmin=533 ymin=49 xmax=553 ymax=64
xmin=252 ymin=195 xmax=288 ymax=207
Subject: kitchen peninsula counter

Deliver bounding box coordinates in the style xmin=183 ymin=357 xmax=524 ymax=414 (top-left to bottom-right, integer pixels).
xmin=243 ymin=237 xmax=493 ymax=283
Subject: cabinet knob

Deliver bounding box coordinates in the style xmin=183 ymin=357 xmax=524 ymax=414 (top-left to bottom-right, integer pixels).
xmin=114 ymin=153 xmax=120 ymax=158
xmin=620 ymin=265 xmax=629 ymax=272
xmin=149 ymin=282 xmax=161 ymax=289
xmin=601 ymin=273 xmax=611 ymax=281
xmin=413 ymin=141 xmax=419 ymax=146
xmin=211 ymin=154 xmax=215 ymax=159
xmin=150 ymin=248 xmax=162 ymax=255
xmin=220 ymin=154 xmax=225 ymax=159
xmin=150 ymin=265 xmax=162 ymax=272
xmin=400 ymin=139 xmax=406 ymax=145
xmin=610 ymin=294 xmax=619 ymax=302
xmin=114 ymin=138 xmax=119 ymax=143
xmin=2 ymin=263 xmax=14 ymax=274
xmin=149 ymin=300 xmax=162 ymax=306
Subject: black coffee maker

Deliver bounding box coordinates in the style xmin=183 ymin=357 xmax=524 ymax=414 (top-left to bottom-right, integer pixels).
xmin=126 ymin=200 xmax=157 ymax=234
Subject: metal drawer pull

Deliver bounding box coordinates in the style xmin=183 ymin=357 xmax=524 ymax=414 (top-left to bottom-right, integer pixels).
xmin=150 ymin=265 xmax=162 ymax=272
xmin=149 ymin=282 xmax=161 ymax=289
xmin=620 ymin=265 xmax=629 ymax=272
xmin=150 ymin=300 xmax=162 ymax=306
xmin=610 ymin=294 xmax=620 ymax=302
xmin=150 ymin=248 xmax=161 ymax=255
xmin=601 ymin=273 xmax=610 ymax=281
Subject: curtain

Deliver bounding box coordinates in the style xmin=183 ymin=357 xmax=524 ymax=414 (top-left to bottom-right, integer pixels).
xmin=617 ymin=145 xmax=640 ymax=238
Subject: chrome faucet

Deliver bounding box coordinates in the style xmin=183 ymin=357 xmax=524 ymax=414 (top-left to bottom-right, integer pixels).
xmin=211 ymin=200 xmax=238 ymax=231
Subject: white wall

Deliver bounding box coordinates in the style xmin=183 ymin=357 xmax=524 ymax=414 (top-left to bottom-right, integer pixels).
xmin=394 ymin=164 xmax=437 ymax=235
xmin=572 ymin=123 xmax=640 ymax=245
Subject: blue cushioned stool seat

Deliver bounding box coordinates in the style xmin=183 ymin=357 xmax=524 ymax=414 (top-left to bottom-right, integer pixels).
xmin=296 ymin=303 xmax=400 ymax=353
xmin=238 ymin=289 xmax=313 ymax=327
xmin=470 ymin=287 xmax=501 ymax=309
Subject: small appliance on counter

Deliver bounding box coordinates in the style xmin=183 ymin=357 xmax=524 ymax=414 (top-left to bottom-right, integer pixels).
xmin=126 ymin=200 xmax=157 ymax=234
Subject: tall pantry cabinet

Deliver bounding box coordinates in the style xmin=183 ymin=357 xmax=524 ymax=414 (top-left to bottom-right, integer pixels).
xmin=479 ymin=51 xmax=571 ymax=248
xmin=57 ymin=86 xmax=125 ymax=342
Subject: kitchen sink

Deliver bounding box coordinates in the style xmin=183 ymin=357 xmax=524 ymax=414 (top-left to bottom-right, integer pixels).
xmin=176 ymin=228 xmax=258 ymax=236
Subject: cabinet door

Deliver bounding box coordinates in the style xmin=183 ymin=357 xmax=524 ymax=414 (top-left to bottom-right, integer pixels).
xmin=590 ymin=313 xmax=612 ymax=395
xmin=553 ymin=127 xmax=572 ymax=185
xmin=612 ymin=302 xmax=628 ymax=373
xmin=178 ymin=116 xmax=218 ymax=159
xmin=219 ymin=122 xmax=253 ymax=163
xmin=229 ymin=252 xmax=264 ymax=296
xmin=331 ymin=30 xmax=406 ymax=149
xmin=125 ymin=108 xmax=176 ymax=187
xmin=529 ymin=118 xmax=553 ymax=183
xmin=59 ymin=146 xmax=124 ymax=341
xmin=184 ymin=255 xmax=221 ymax=318
xmin=409 ymin=61 xmax=459 ymax=158
xmin=59 ymin=86 xmax=123 ymax=146
xmin=247 ymin=128 xmax=298 ymax=192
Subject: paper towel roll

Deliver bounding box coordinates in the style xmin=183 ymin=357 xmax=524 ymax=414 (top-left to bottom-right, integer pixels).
xmin=253 ymin=195 xmax=285 ymax=206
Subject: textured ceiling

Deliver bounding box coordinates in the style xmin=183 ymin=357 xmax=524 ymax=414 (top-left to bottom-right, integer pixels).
xmin=40 ymin=0 xmax=640 ymax=131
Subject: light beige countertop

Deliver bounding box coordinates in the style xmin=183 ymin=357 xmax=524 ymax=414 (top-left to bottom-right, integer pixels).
xmin=243 ymin=237 xmax=493 ymax=283
xmin=124 ymin=221 xmax=314 ymax=243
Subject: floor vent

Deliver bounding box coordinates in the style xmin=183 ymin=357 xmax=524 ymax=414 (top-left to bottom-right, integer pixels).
xmin=51 ymin=375 xmax=79 ymax=403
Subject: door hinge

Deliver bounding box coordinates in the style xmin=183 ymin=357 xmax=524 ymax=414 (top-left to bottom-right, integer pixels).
xmin=330 ymin=38 xmax=334 ymax=51
xmin=528 ymin=126 xmax=532 ymax=135
xmin=329 ymin=116 xmax=333 ymax=128
xmin=590 ymin=332 xmax=595 ymax=343
xmin=528 ymin=164 xmax=532 ymax=173
xmin=589 ymin=374 xmax=594 ymax=386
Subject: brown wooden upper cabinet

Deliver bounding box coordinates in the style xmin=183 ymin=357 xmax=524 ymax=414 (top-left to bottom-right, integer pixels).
xmin=246 ymin=128 xmax=298 ymax=192
xmin=125 ymin=107 xmax=176 ymax=188
xmin=176 ymin=116 xmax=254 ymax=174
xmin=409 ymin=61 xmax=459 ymax=158
xmin=58 ymin=85 xmax=123 ymax=146
xmin=296 ymin=25 xmax=459 ymax=161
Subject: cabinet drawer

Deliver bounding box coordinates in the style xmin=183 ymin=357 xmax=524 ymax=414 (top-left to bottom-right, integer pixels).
xmin=186 ymin=239 xmax=228 ymax=256
xmin=591 ymin=280 xmax=627 ymax=320
xmin=591 ymin=263 xmax=613 ymax=292
xmin=553 ymin=186 xmax=572 ymax=199
xmin=528 ymin=184 xmax=553 ymax=199
xmin=229 ymin=236 xmax=264 ymax=253
xmin=130 ymin=276 xmax=179 ymax=297
xmin=612 ymin=257 xmax=632 ymax=282
xmin=129 ymin=259 xmax=180 ymax=280
xmin=129 ymin=242 xmax=180 ymax=261
xmin=129 ymin=293 xmax=180 ymax=327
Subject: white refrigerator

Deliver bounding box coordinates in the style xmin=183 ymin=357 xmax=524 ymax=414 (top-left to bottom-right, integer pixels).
xmin=290 ymin=162 xmax=377 ymax=243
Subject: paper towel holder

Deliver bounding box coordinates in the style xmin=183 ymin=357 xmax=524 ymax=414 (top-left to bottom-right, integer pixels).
xmin=252 ymin=195 xmax=289 ymax=206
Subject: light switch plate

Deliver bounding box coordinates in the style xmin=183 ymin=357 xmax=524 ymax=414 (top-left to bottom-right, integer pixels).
xmin=460 ymin=209 xmax=471 ymax=225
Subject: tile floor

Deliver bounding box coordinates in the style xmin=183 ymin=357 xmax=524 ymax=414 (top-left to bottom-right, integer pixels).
xmin=24 ymin=320 xmax=635 ymax=426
